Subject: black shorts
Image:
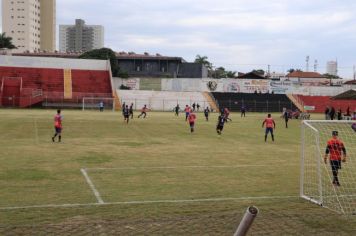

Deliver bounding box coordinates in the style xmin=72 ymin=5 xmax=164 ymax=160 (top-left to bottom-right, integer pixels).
xmin=189 ymin=122 xmax=195 ymax=128
xmin=216 ymin=125 xmax=224 ymax=131
xmin=55 ymin=127 xmax=62 ymax=133
xmin=265 ymin=128 xmax=273 ymax=135
xmin=330 ymin=160 xmax=341 ymax=170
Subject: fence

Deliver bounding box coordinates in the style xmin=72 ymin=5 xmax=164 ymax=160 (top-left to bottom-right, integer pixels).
xmin=215 ymin=99 xmax=297 ymax=113
xmin=120 ymin=98 xmax=212 ymax=112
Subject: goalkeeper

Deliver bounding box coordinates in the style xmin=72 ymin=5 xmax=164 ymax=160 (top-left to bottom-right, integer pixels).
xmin=324 ymin=131 xmax=347 ymax=186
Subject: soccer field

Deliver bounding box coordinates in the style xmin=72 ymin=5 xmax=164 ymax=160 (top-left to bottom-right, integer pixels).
xmin=0 ymin=109 xmax=355 ymax=235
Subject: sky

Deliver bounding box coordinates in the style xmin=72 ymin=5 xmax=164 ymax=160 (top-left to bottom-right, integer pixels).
xmin=1 ymin=0 xmax=356 ymax=78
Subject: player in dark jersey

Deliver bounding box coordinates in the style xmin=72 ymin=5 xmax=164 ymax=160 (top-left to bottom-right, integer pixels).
xmin=174 ymin=104 xmax=180 ymax=116
xmin=283 ymin=109 xmax=289 ymax=128
xmin=52 ymin=109 xmax=63 ymax=142
xmin=124 ymin=105 xmax=130 ymax=123
xmin=324 ymin=131 xmax=347 ymax=186
xmin=129 ymin=103 xmax=134 ymax=119
xmin=204 ymin=107 xmax=210 ymax=121
xmin=216 ymin=114 xmax=226 ymax=135
xmin=262 ymin=114 xmax=276 ymax=142
xmin=122 ymin=102 xmax=126 ymax=117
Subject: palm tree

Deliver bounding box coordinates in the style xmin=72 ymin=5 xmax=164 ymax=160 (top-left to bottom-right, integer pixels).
xmin=194 ymin=55 xmax=212 ymax=70
xmin=0 ymin=33 xmax=16 ymax=49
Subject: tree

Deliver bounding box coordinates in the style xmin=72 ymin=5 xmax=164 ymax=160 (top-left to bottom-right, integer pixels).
xmin=79 ymin=48 xmax=120 ymax=77
xmin=252 ymin=69 xmax=265 ymax=76
xmin=194 ymin=55 xmax=212 ymax=70
xmin=226 ymin=71 xmax=237 ymax=78
xmin=0 ymin=32 xmax=16 ymax=49
xmin=287 ymin=68 xmax=303 ymax=73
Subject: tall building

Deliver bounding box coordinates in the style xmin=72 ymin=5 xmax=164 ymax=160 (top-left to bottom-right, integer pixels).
xmin=59 ymin=19 xmax=104 ymax=52
xmin=326 ymin=61 xmax=338 ymax=76
xmin=1 ymin=0 xmax=56 ymax=52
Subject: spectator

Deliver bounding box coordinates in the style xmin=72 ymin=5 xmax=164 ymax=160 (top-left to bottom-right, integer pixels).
xmin=330 ymin=107 xmax=336 ymax=120
xmin=324 ymin=106 xmax=330 ymax=120
xmin=337 ymin=109 xmax=342 ymax=120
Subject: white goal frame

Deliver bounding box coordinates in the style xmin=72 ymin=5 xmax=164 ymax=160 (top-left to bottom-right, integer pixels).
xmin=300 ymin=120 xmax=356 ymax=215
xmin=82 ymin=97 xmax=115 ymax=111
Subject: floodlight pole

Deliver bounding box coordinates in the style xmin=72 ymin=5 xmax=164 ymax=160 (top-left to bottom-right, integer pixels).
xmin=234 ymin=206 xmax=259 ymax=236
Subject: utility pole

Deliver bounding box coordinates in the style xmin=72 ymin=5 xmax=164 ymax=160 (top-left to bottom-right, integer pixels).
xmin=306 ymin=56 xmax=310 ymax=72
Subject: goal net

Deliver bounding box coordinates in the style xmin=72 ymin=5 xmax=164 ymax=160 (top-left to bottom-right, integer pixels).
xmin=82 ymin=97 xmax=115 ymax=111
xmin=301 ymin=120 xmax=356 ymax=215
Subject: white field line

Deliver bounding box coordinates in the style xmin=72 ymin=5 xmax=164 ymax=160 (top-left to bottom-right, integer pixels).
xmin=80 ymin=168 xmax=104 ymax=204
xmin=0 ymin=195 xmax=299 ymax=211
xmin=87 ymin=164 xmax=299 ymax=171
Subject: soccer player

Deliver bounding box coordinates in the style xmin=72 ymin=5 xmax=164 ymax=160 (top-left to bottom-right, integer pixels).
xmin=122 ymin=102 xmax=126 ymax=117
xmin=204 ymin=107 xmax=210 ymax=121
xmin=124 ymin=105 xmax=130 ymax=123
xmin=52 ymin=109 xmax=63 ymax=142
xmin=262 ymin=114 xmax=276 ymax=142
xmin=283 ymin=109 xmax=289 ymax=128
xmin=241 ymin=105 xmax=246 ymax=117
xmin=129 ymin=103 xmax=134 ymax=119
xmin=99 ymin=101 xmax=104 ymax=112
xmin=188 ymin=111 xmax=197 ymax=133
xmin=138 ymin=104 xmax=148 ymax=118
xmin=224 ymin=108 xmax=232 ymax=122
xmin=324 ymin=131 xmax=347 ymax=186
xmin=216 ymin=113 xmax=226 ymax=135
xmin=174 ymin=104 xmax=180 ymax=116
xmin=184 ymin=105 xmax=191 ymax=121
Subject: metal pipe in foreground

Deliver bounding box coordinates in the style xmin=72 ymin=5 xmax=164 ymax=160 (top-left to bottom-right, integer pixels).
xmin=234 ymin=206 xmax=259 ymax=236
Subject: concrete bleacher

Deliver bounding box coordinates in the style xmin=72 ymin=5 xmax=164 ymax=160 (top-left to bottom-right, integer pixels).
xmin=0 ymin=55 xmax=113 ymax=108
xmin=117 ymin=90 xmax=212 ymax=111
xmin=295 ymin=95 xmax=356 ymax=113
xmin=212 ymin=92 xmax=296 ymax=112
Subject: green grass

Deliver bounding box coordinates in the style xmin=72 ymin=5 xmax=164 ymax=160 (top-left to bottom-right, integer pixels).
xmin=0 ymin=109 xmax=355 ymax=235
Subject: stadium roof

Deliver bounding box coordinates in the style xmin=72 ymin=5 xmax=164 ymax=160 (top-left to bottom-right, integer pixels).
xmin=13 ymin=51 xmax=185 ymax=61
xmin=331 ymin=89 xmax=356 ymax=100
xmin=344 ymin=80 xmax=356 ymax=85
xmin=286 ymin=71 xmax=324 ymax=78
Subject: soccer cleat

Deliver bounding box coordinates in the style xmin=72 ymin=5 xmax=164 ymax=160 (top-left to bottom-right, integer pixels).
xmin=52 ymin=137 xmax=55 ymax=142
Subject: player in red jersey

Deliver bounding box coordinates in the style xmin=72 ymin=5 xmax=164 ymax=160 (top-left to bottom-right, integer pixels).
xmin=188 ymin=111 xmax=197 ymax=133
xmin=262 ymin=114 xmax=276 ymax=142
xmin=324 ymin=131 xmax=347 ymax=186
xmin=184 ymin=105 xmax=191 ymax=121
xmin=52 ymin=109 xmax=63 ymax=142
xmin=138 ymin=105 xmax=148 ymax=118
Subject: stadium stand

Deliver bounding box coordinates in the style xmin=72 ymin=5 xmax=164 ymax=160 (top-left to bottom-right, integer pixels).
xmin=211 ymin=92 xmax=297 ymax=112
xmin=0 ymin=55 xmax=114 ymax=108
xmin=117 ymin=90 xmax=213 ymax=111
xmin=294 ymin=95 xmax=356 ymax=113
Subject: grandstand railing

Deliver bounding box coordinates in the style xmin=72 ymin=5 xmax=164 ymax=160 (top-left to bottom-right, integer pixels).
xmin=214 ymin=99 xmax=297 ymax=113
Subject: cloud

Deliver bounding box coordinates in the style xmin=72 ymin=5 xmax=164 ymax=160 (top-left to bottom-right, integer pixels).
xmin=1 ymin=0 xmax=356 ymax=77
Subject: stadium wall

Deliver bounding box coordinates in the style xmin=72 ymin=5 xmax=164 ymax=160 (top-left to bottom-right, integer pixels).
xmin=114 ymin=77 xmax=356 ymax=96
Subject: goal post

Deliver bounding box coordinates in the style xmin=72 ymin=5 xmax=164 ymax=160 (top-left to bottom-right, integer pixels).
xmin=301 ymin=120 xmax=356 ymax=215
xmin=82 ymin=97 xmax=115 ymax=111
